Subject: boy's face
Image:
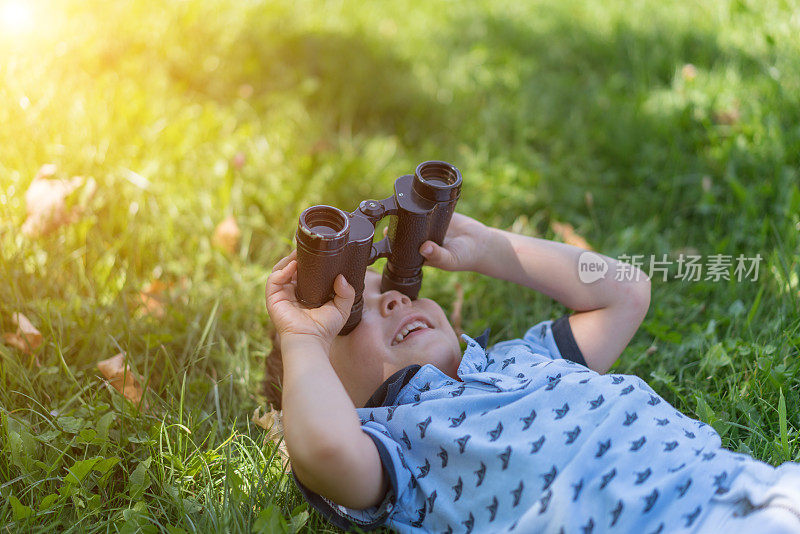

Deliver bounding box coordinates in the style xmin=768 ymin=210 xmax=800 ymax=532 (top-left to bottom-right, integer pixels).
xmin=329 ymin=269 xmax=462 ymax=408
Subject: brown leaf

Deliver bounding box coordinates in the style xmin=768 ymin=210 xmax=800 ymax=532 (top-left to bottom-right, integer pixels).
xmin=136 ymin=279 xmax=169 ymax=318
xmin=450 ymin=283 xmax=464 ymax=338
xmin=21 ymin=165 xmax=96 ymax=237
xmin=253 ymin=406 xmax=289 ymax=467
xmin=212 ymin=215 xmax=241 ymax=254
xmin=97 ymin=353 xmax=146 ymax=406
xmin=231 ymin=152 xmax=246 ymax=170
xmin=713 ymin=106 xmax=740 ymax=126
xmin=681 ymin=63 xmax=698 ymax=82
xmin=311 ymin=139 xmax=334 ymax=155
xmin=238 ymin=84 xmax=254 ymax=99
xmin=252 ymin=406 xmax=281 ymax=433
xmin=3 ymin=312 xmax=43 ymax=355
xmin=551 ymin=221 xmax=593 ymax=251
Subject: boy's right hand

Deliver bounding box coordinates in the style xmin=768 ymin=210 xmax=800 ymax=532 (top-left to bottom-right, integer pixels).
xmin=265 ymin=249 xmax=355 ymax=353
xmin=417 ymin=212 xmax=490 ymax=272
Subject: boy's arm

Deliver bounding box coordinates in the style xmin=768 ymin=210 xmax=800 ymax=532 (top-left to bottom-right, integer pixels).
xmin=475 ymin=227 xmax=650 ymax=373
xmin=281 ymin=337 xmax=389 ymax=510
xmin=266 ymin=253 xmax=388 ymax=511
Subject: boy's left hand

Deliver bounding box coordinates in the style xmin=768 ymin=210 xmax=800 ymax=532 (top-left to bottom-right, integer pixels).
xmin=417 ymin=212 xmax=489 ymax=272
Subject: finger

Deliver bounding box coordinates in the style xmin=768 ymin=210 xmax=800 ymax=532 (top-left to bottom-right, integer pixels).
xmin=266 ymin=261 xmax=297 ymax=301
xmin=271 ymin=249 xmax=297 ymax=272
xmin=382 ymin=227 xmax=388 ymax=238
xmin=270 ymin=259 xmax=297 ymax=282
xmin=332 ymin=274 xmax=355 ymax=316
xmin=419 ymin=241 xmax=454 ymax=270
xmin=266 ymin=267 xmax=299 ymax=308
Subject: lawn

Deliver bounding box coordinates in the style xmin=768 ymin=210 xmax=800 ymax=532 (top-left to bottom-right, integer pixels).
xmin=1 ymin=0 xmax=798 ymax=532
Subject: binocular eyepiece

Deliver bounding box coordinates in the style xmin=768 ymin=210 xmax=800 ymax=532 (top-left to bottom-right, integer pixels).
xmin=295 ymin=160 xmax=462 ymax=335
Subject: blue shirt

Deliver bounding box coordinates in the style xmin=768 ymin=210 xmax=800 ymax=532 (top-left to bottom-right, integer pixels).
xmin=293 ymin=316 xmax=761 ymax=533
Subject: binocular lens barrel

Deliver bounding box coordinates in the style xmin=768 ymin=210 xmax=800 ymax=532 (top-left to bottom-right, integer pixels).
xmin=297 ymin=206 xmax=349 ymax=252
xmin=295 ymin=205 xmax=352 ymax=310
xmin=413 ymin=161 xmax=462 ymax=202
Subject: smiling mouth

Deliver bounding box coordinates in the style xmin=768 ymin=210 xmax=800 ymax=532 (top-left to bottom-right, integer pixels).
xmin=391 ymin=320 xmax=433 ymax=346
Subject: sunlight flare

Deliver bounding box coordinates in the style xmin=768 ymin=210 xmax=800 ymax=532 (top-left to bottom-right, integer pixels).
xmin=0 ymin=0 xmax=35 ymax=35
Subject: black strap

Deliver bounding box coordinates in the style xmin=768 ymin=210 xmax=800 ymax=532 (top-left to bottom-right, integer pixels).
xmin=551 ymin=314 xmax=587 ymax=367
xmin=363 ymin=365 xmax=421 ymax=408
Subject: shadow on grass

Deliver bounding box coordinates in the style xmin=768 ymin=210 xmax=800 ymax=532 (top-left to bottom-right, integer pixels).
xmin=438 ymin=12 xmax=795 ymax=244
xmin=177 ymin=10 xmax=798 ymax=251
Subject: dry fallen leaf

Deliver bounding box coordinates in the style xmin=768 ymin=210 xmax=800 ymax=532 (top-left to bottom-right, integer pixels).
xmin=21 ymin=164 xmax=96 ymax=237
xmin=681 ymin=63 xmax=698 ymax=82
xmin=3 ymin=312 xmax=43 ymax=355
xmin=450 ymin=283 xmax=464 ymax=338
xmin=551 ymin=221 xmax=593 ymax=251
xmin=584 ymin=191 xmax=594 ymax=210
xmin=97 ymin=353 xmax=146 ymax=406
xmin=713 ymin=106 xmax=740 ymax=126
xmin=238 ymin=84 xmax=254 ymax=99
xmin=253 ymin=406 xmax=281 ymax=433
xmin=136 ymin=279 xmax=169 ymax=318
xmin=212 ymin=215 xmax=241 ymax=254
xmin=311 ymin=139 xmax=334 ymax=155
xmin=231 ymin=152 xmax=246 ymax=170
xmin=253 ymin=406 xmax=289 ymax=467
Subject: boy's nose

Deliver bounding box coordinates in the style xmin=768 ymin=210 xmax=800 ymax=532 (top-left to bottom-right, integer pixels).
xmin=381 ymin=290 xmax=412 ymax=316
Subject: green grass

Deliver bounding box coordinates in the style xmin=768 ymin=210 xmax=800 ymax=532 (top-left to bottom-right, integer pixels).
xmin=1 ymin=0 xmax=799 ymax=531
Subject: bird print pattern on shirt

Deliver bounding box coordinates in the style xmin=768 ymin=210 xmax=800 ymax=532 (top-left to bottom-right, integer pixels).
xmin=449 ymin=411 xmax=466 ymax=428
xmin=521 ymin=409 xmax=537 ymax=430
xmin=303 ymin=321 xmax=768 ymax=534
xmin=554 ymin=402 xmax=569 ymax=419
xmin=572 ymin=479 xmax=584 ymax=501
xmin=565 ymin=425 xmax=581 ymax=444
xmin=475 ymin=462 xmax=486 ymax=487
xmin=499 ymin=446 xmax=512 ymax=470
xmin=511 ymin=480 xmax=524 ymax=506
xmin=596 ymin=439 xmax=611 ymax=458
xmin=437 ymin=446 xmax=448 ymax=468
xmin=488 ymin=422 xmax=503 ymax=442
xmin=418 ymin=416 xmax=432 ymax=438
xmin=610 ymin=500 xmax=624 ymax=527
xmin=487 ymin=496 xmax=499 ymax=521
xmin=541 ymin=465 xmax=558 ymax=491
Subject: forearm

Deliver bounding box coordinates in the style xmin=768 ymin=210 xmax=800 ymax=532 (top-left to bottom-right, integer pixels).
xmin=475 ymin=226 xmax=650 ymax=373
xmin=280 ymin=338 xmax=387 ymax=508
xmin=476 ymin=227 xmax=646 ymax=311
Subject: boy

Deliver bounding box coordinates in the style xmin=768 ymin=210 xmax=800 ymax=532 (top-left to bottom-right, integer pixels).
xmin=265 ymin=212 xmax=800 ymax=533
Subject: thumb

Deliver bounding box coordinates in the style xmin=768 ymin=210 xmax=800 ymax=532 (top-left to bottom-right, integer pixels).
xmin=419 ymin=240 xmax=454 ymax=270
xmin=332 ymin=274 xmax=355 ymax=316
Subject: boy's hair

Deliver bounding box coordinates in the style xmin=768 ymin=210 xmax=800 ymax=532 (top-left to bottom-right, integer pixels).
xmin=263 ymin=329 xmax=283 ymax=410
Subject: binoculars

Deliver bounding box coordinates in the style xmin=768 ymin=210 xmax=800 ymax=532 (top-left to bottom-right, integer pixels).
xmin=294 ymin=160 xmax=462 ymax=335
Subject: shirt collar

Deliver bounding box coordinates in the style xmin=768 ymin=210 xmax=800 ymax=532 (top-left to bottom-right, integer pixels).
xmin=362 ymin=327 xmax=491 ymax=408
xmin=363 ymin=364 xmax=421 ymax=408
xmin=474 ymin=326 xmax=491 ymax=351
